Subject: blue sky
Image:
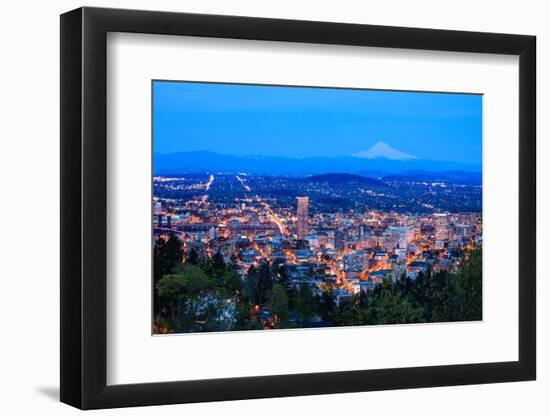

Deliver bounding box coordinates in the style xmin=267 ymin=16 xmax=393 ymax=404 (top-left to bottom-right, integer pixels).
xmin=153 ymin=81 xmax=482 ymax=164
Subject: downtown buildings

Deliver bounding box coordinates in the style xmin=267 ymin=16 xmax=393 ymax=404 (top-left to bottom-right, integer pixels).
xmin=296 ymin=196 xmax=309 ymax=240
xmin=153 ymin=173 xmax=482 ymax=301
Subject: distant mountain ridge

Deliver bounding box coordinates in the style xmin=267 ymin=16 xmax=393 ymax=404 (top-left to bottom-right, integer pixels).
xmin=154 ymin=150 xmax=481 ymax=176
xmin=304 ymin=173 xmax=387 ymax=187
xmin=381 ymin=170 xmax=482 ymax=185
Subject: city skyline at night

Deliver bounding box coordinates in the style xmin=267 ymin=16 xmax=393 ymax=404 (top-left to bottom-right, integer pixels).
xmin=153 ymin=81 xmax=482 ymax=165
xmin=152 ymin=80 xmax=482 ymax=335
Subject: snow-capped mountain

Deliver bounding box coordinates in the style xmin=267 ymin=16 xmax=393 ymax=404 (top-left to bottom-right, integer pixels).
xmin=155 ymin=149 xmax=481 ymax=176
xmin=353 ymin=141 xmax=419 ymax=160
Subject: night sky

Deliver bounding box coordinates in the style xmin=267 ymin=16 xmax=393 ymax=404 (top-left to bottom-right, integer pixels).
xmin=153 ymin=80 xmax=482 ymax=164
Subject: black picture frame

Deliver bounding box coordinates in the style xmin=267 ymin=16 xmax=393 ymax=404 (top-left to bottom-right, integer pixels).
xmin=60 ymin=6 xmax=536 ymax=410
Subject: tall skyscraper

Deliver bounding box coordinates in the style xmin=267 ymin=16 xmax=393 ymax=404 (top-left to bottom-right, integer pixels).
xmin=296 ymin=196 xmax=309 ymax=240
xmin=434 ymin=213 xmax=449 ymax=248
xmin=335 ymin=228 xmax=347 ymax=252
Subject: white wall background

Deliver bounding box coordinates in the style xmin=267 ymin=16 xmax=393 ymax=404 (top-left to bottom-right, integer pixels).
xmin=0 ymin=0 xmax=546 ymax=415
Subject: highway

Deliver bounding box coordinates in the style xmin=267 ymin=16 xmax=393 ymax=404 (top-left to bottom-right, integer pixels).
xmin=235 ymin=175 xmax=288 ymax=236
xmin=200 ymin=174 xmax=215 ymax=203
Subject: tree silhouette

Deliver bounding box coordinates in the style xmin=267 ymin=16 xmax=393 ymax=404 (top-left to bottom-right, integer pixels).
xmin=267 ymin=284 xmax=289 ymax=327
xmin=153 ymin=235 xmax=182 ymax=318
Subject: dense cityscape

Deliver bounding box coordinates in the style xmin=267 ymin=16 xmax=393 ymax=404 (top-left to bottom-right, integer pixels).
xmin=152 ymin=171 xmax=482 ymax=334
xmin=151 ymin=81 xmax=482 ymax=334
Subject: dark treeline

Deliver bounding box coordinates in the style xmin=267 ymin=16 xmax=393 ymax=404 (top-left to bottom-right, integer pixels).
xmin=335 ymin=248 xmax=482 ymax=326
xmin=153 ymin=235 xmax=482 ymax=334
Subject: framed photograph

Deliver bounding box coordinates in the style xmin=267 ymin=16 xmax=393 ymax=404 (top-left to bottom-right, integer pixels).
xmin=60 ymin=6 xmax=536 ymax=409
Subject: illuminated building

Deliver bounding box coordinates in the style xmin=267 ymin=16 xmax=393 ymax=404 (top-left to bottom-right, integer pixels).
xmin=154 ymin=201 xmax=162 ymax=214
xmin=305 ymin=235 xmax=320 ymax=248
xmin=208 ymin=226 xmax=216 ymax=240
xmin=420 ymin=222 xmax=435 ymax=238
xmin=296 ymin=196 xmax=309 ymax=240
xmin=434 ymin=213 xmax=450 ymax=248
xmin=391 ymin=259 xmax=406 ymax=283
xmin=454 ymin=223 xmax=472 ymax=243
xmin=343 ymin=251 xmax=367 ymax=274
xmin=335 ymin=228 xmax=346 ymax=252
xmin=388 ymin=226 xmax=413 ymax=251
